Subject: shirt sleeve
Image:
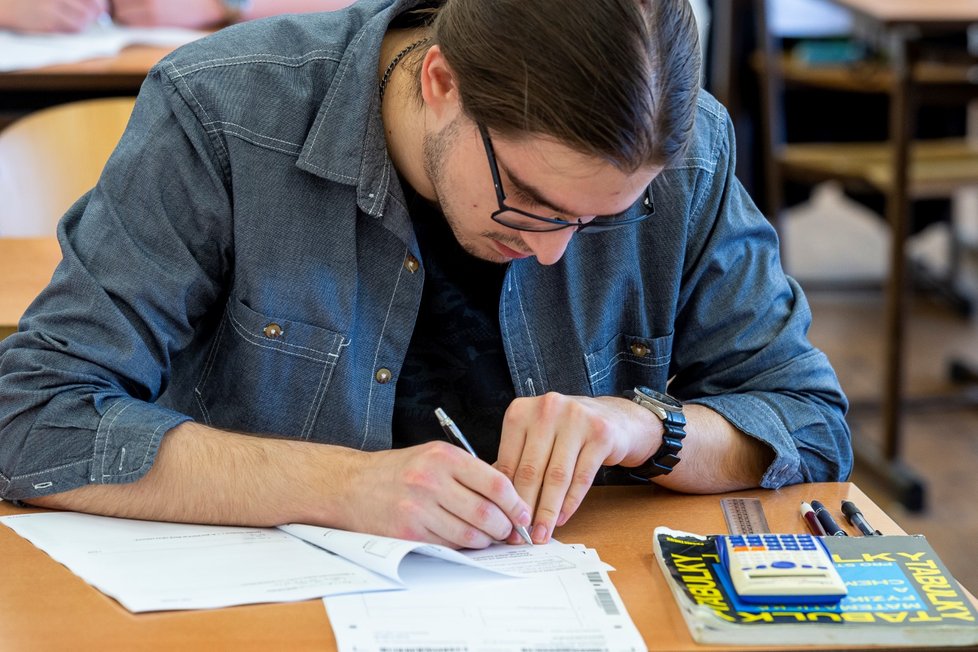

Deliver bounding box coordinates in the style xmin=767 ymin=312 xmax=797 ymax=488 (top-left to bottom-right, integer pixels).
xmin=668 ymin=101 xmax=852 ymax=487
xmin=0 ymin=65 xmax=232 ymax=501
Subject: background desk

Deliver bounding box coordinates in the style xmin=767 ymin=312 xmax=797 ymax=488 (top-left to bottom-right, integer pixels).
xmin=0 ymin=45 xmax=174 ymax=94
xmin=0 ymin=44 xmax=174 ymax=129
xmin=0 ymin=237 xmax=61 ymax=339
xmin=3 ymin=483 xmax=971 ymax=651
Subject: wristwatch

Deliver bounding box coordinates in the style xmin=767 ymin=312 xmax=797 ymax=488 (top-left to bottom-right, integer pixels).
xmin=624 ymin=386 xmax=687 ymax=480
xmin=220 ymin=0 xmax=253 ymax=24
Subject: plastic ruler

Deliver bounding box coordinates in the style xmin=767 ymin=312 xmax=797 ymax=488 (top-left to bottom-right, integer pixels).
xmin=720 ymin=497 xmax=771 ymax=534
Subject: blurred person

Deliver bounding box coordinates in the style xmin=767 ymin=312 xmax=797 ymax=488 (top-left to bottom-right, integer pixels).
xmin=111 ymin=0 xmax=358 ymax=29
xmin=0 ymin=0 xmax=106 ymax=33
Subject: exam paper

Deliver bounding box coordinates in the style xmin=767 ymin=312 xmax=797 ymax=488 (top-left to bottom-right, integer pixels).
xmin=1 ymin=512 xmax=613 ymax=613
xmin=280 ymin=523 xmax=613 ymax=585
xmin=325 ymin=570 xmax=647 ymax=652
xmin=0 ymin=512 xmax=398 ymax=612
xmin=0 ymin=24 xmax=207 ymax=72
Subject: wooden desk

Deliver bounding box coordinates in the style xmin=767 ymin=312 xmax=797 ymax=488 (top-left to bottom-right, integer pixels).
xmin=0 ymin=238 xmax=62 ymax=339
xmin=811 ymin=0 xmax=978 ymax=511
xmin=0 ymin=45 xmax=174 ymax=94
xmin=2 ymin=483 xmax=972 ymax=651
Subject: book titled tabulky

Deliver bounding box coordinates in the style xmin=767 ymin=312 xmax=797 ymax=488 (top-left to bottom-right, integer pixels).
xmin=652 ymin=526 xmax=978 ymax=647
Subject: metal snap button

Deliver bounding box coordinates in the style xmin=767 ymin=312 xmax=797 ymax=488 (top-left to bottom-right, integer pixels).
xmin=375 ymin=368 xmax=393 ymax=384
xmin=630 ymin=342 xmax=650 ymax=357
xmin=403 ymin=255 xmax=420 ymax=273
xmin=263 ymin=323 xmax=284 ymax=339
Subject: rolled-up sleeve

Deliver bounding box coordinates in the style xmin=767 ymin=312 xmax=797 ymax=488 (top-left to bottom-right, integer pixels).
xmin=0 ymin=64 xmax=231 ymax=501
xmin=669 ymin=105 xmax=851 ymax=486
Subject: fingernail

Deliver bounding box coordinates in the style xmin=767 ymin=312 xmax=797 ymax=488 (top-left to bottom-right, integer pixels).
xmin=556 ymin=511 xmax=567 ymax=527
xmin=517 ymin=510 xmax=531 ymax=526
xmin=532 ymin=524 xmax=548 ymax=543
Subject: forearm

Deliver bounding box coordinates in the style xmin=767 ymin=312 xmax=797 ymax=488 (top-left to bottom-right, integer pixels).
xmin=651 ymin=404 xmax=774 ymax=494
xmin=27 ymin=421 xmax=362 ymax=527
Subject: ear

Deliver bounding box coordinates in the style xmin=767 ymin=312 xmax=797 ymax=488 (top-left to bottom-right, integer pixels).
xmin=420 ymin=45 xmax=460 ymax=122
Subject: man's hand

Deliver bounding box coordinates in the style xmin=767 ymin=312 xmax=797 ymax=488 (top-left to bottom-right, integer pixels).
xmin=342 ymin=442 xmax=533 ymax=549
xmin=111 ymin=0 xmax=226 ymax=28
xmin=0 ymin=0 xmax=106 ymax=33
xmin=495 ymin=393 xmax=661 ymax=544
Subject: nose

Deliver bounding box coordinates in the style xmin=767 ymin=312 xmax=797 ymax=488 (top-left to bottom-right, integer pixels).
xmin=521 ymin=227 xmax=576 ymax=265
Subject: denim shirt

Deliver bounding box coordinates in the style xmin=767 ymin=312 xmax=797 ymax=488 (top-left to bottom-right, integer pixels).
xmin=0 ymin=0 xmax=851 ymax=501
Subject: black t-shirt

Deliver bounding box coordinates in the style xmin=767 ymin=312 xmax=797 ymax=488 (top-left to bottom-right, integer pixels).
xmin=391 ymin=188 xmax=515 ymax=461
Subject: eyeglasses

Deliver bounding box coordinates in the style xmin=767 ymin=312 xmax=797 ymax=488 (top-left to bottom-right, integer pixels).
xmin=478 ymin=123 xmax=655 ymax=234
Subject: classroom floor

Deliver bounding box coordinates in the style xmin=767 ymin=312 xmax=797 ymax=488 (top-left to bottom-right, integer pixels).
xmin=785 ymin=183 xmax=978 ymax=593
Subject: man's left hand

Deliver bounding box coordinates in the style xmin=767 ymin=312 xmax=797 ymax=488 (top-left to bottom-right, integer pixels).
xmin=494 ymin=393 xmax=661 ymax=544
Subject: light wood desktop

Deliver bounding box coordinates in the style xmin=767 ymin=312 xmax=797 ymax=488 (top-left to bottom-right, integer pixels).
xmin=2 ymin=482 xmax=973 ymax=651
xmin=0 ymin=238 xmax=62 ymax=339
xmin=0 ymin=45 xmax=175 ymax=94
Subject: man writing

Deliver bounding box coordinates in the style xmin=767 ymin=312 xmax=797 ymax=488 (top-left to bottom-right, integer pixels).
xmin=0 ymin=0 xmax=851 ymax=548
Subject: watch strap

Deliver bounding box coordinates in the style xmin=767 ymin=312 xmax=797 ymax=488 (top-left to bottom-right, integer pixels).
xmin=625 ymin=389 xmax=687 ymax=481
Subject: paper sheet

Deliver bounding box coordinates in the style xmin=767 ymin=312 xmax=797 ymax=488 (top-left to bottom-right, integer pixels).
xmin=0 ymin=512 xmax=398 ymax=612
xmin=325 ymin=570 xmax=647 ymax=652
xmin=280 ymin=522 xmax=613 ymax=585
xmin=0 ymin=23 xmax=207 ymax=72
xmin=1 ymin=512 xmax=612 ymax=612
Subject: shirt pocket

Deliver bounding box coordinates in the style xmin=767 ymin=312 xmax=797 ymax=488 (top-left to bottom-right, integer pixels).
xmin=584 ymin=332 xmax=674 ymax=397
xmin=193 ymin=296 xmax=347 ymax=439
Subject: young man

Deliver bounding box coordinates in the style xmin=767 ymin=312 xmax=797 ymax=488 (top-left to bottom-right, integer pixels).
xmin=0 ymin=0 xmax=851 ymax=549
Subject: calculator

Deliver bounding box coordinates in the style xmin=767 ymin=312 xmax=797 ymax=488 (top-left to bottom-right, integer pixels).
xmin=716 ymin=533 xmax=847 ymax=604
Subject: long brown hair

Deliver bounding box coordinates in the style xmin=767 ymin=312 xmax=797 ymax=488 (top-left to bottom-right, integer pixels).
xmin=405 ymin=0 xmax=701 ymax=171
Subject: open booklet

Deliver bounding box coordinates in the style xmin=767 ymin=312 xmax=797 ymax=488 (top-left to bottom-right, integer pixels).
xmin=0 ymin=511 xmax=611 ymax=612
xmin=653 ymin=526 xmax=978 ymax=647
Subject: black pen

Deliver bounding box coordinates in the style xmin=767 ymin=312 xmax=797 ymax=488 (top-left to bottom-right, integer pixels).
xmin=434 ymin=407 xmax=533 ymax=546
xmin=810 ymin=499 xmax=848 ymax=536
xmin=841 ymin=500 xmax=882 ymax=536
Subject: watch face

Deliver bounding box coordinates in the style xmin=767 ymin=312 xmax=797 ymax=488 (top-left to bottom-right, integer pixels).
xmin=636 ymin=386 xmax=682 ymax=410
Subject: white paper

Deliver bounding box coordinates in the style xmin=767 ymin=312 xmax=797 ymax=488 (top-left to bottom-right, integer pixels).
xmin=1 ymin=512 xmax=613 ymax=613
xmin=281 ymin=522 xmax=613 ymax=585
xmin=325 ymin=570 xmax=647 ymax=652
xmin=0 ymin=512 xmax=398 ymax=612
xmin=0 ymin=23 xmax=207 ymax=72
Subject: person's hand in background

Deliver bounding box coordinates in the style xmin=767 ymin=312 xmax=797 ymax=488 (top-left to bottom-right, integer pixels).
xmin=110 ymin=0 xmax=226 ymax=29
xmin=0 ymin=0 xmax=107 ymax=33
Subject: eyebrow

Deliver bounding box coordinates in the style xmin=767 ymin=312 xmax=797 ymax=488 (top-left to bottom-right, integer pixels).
xmin=497 ymin=160 xmax=578 ymax=217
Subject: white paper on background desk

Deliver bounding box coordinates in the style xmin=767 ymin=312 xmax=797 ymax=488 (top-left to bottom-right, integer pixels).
xmin=1 ymin=512 xmax=611 ymax=612
xmin=0 ymin=24 xmax=208 ymax=72
xmin=325 ymin=569 xmax=647 ymax=652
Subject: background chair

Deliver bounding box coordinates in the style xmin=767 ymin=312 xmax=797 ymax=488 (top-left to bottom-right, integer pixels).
xmin=0 ymin=97 xmax=136 ymax=236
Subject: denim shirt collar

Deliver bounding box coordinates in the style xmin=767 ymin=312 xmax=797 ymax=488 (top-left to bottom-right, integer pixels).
xmin=296 ymin=0 xmax=421 ymax=219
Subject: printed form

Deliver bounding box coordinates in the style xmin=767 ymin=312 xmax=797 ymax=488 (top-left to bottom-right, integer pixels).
xmin=0 ymin=512 xmax=613 ymax=612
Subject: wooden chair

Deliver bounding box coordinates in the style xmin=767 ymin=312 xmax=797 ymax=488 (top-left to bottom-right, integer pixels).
xmin=747 ymin=0 xmax=978 ymax=511
xmin=752 ymin=0 xmax=978 ymax=266
xmin=0 ymin=97 xmax=136 ymax=236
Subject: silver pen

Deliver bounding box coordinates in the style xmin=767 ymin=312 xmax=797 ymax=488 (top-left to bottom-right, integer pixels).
xmin=434 ymin=407 xmax=534 ymax=546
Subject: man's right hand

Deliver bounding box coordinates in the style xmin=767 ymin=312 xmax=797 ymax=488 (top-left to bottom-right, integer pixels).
xmin=340 ymin=442 xmax=533 ymax=549
xmin=0 ymin=0 xmax=106 ymax=33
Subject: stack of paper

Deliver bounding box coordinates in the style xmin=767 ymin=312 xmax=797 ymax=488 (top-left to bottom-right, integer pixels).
xmin=1 ymin=513 xmax=647 ymax=651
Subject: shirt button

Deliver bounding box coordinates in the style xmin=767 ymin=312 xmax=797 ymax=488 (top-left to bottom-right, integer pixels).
xmin=403 ymin=255 xmax=420 ymax=273
xmin=630 ymin=342 xmax=650 ymax=357
xmin=263 ymin=323 xmax=284 ymax=339
xmin=375 ymin=368 xmax=393 ymax=384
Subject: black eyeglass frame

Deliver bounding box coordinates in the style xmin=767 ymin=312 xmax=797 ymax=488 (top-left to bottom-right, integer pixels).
xmin=477 ymin=123 xmax=655 ymax=234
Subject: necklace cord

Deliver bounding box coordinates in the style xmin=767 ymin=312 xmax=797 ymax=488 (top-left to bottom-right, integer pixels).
xmin=379 ymin=37 xmax=431 ymax=101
